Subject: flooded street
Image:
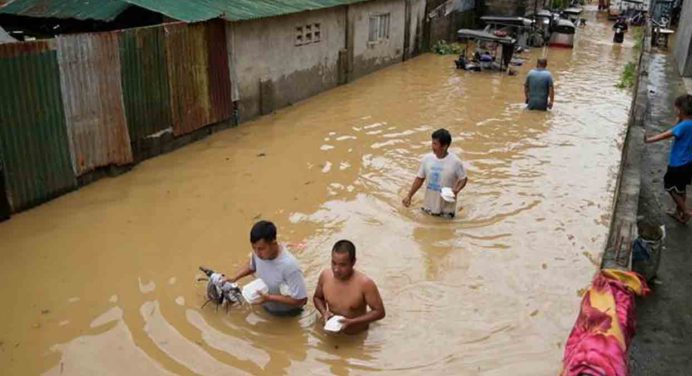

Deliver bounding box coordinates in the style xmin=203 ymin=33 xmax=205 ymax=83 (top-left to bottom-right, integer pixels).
xmin=0 ymin=10 xmax=635 ymax=376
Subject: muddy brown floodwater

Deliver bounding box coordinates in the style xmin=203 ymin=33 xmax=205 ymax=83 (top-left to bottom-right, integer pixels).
xmin=0 ymin=10 xmax=635 ymax=376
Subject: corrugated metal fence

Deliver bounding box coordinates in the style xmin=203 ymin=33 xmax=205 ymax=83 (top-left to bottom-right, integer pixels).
xmin=0 ymin=20 xmax=233 ymax=214
xmin=57 ymin=32 xmax=134 ymax=175
xmin=0 ymin=40 xmax=77 ymax=211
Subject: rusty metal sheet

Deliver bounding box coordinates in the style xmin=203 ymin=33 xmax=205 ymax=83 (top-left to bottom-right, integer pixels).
xmin=119 ymin=25 xmax=172 ymax=147
xmin=206 ymin=19 xmax=232 ymax=124
xmin=57 ymin=32 xmax=133 ymax=176
xmin=0 ymin=40 xmax=76 ymax=211
xmin=165 ymin=22 xmax=211 ymax=136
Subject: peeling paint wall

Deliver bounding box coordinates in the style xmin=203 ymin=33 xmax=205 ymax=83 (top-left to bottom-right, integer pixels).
xmin=226 ymin=7 xmax=347 ymax=121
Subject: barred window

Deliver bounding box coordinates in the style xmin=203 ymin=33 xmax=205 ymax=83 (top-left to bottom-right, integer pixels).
xmin=368 ymin=14 xmax=390 ymax=43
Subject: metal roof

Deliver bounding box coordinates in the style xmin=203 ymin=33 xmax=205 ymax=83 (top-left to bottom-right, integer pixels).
xmin=456 ymin=29 xmax=516 ymax=44
xmin=128 ymin=0 xmax=373 ymax=22
xmin=0 ymin=0 xmax=131 ymax=21
xmin=0 ymin=0 xmax=374 ymax=22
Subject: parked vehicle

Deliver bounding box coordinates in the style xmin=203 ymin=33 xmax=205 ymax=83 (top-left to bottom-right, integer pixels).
xmin=562 ymin=7 xmax=584 ymax=24
xmin=549 ymin=19 xmax=576 ymax=48
xmin=528 ymin=10 xmax=554 ymax=46
xmin=480 ymin=16 xmax=540 ymax=48
xmin=456 ymin=29 xmax=517 ymax=73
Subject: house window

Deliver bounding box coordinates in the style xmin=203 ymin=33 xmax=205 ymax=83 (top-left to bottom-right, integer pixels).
xmin=368 ymin=13 xmax=390 ymax=43
xmin=295 ymin=23 xmax=321 ymax=46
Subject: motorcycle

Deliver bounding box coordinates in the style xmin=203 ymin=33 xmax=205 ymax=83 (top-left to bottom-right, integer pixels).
xmin=198 ymin=266 xmax=245 ymax=312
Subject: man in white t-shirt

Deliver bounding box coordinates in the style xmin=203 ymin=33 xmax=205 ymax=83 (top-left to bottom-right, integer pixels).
xmin=227 ymin=220 xmax=308 ymax=316
xmin=402 ymin=128 xmax=468 ymax=218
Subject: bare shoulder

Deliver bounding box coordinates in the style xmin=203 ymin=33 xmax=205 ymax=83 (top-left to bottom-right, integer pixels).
xmin=318 ymin=269 xmax=333 ymax=283
xmin=355 ymin=271 xmax=378 ymax=290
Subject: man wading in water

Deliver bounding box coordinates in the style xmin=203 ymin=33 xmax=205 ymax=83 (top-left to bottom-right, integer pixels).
xmin=313 ymin=240 xmax=385 ymax=334
xmin=645 ymin=94 xmax=692 ymax=224
xmin=402 ymin=128 xmax=468 ymax=218
xmin=524 ymin=58 xmax=555 ymax=111
xmin=226 ymin=220 xmax=308 ymax=316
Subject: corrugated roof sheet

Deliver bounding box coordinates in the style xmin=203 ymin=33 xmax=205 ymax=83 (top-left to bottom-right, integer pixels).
xmin=0 ymin=0 xmax=131 ymax=21
xmin=1 ymin=0 xmax=374 ymax=22
xmin=128 ymin=0 xmax=372 ymax=22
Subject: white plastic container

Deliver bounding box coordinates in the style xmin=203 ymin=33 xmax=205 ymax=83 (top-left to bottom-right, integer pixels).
xmin=242 ymin=279 xmax=269 ymax=304
xmin=324 ymin=315 xmax=346 ymax=333
xmin=441 ymin=187 xmax=455 ymax=202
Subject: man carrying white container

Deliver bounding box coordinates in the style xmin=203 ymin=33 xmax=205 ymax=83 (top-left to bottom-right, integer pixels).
xmin=227 ymin=220 xmax=308 ymax=316
xmin=402 ymin=128 xmax=468 ymax=218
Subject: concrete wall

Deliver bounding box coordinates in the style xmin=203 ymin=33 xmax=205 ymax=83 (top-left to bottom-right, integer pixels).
xmin=429 ymin=8 xmax=477 ymax=45
xmin=226 ymin=7 xmax=347 ymax=121
xmin=226 ymin=0 xmax=428 ymax=121
xmin=348 ymin=0 xmax=407 ymax=79
xmin=406 ymin=0 xmax=428 ymax=59
xmin=674 ymin=0 xmax=692 ymax=77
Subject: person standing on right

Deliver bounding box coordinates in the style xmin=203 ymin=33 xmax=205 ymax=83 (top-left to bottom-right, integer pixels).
xmin=645 ymin=94 xmax=692 ymax=224
xmin=402 ymin=128 xmax=468 ymax=218
xmin=612 ymin=17 xmax=628 ymax=44
xmin=524 ymin=58 xmax=555 ymax=111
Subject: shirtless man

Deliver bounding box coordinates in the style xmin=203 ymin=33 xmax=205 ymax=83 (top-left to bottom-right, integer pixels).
xmin=313 ymin=240 xmax=385 ymax=334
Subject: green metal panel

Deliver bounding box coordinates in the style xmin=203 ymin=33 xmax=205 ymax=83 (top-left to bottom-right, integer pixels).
xmin=119 ymin=25 xmax=172 ymax=145
xmin=1 ymin=0 xmax=375 ymax=22
xmin=127 ymin=0 xmax=373 ymax=22
xmin=0 ymin=41 xmax=76 ymax=211
xmin=0 ymin=0 xmax=131 ymax=21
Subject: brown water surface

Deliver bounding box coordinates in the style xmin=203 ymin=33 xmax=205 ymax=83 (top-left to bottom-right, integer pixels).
xmin=0 ymin=10 xmax=635 ymax=376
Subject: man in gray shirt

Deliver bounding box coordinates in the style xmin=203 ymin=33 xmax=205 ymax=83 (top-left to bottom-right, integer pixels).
xmin=524 ymin=58 xmax=555 ymax=111
xmin=228 ymin=220 xmax=308 ymax=316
